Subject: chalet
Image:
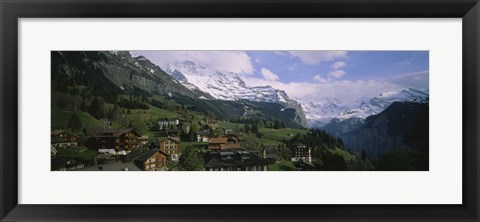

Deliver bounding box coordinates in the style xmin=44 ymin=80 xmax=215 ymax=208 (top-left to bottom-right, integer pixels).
xmin=208 ymin=137 xmax=241 ymax=151
xmin=224 ymin=128 xmax=234 ymax=135
xmin=181 ymin=122 xmax=191 ymax=135
xmin=158 ymin=118 xmax=180 ymax=131
xmin=51 ymin=145 xmax=58 ymax=156
xmin=226 ymin=134 xmax=239 ymax=144
xmin=138 ymin=136 xmax=149 ymax=145
xmin=208 ymin=138 xmax=227 ymax=150
xmin=291 ymin=142 xmax=312 ymax=164
xmin=51 ymin=130 xmax=78 ymax=148
xmin=203 ymin=121 xmax=218 ymax=130
xmin=81 ymin=161 xmax=141 ymax=171
xmin=85 ymin=128 xmax=141 ymax=155
xmin=134 ymin=149 xmax=168 ymax=171
xmin=294 ymin=160 xmax=315 ymax=171
xmin=159 ymin=137 xmax=181 ymax=162
xmin=51 ymin=156 xmax=86 ymax=171
xmin=263 ymin=145 xmax=279 ymax=163
xmin=196 ymin=130 xmax=210 ymax=142
xmin=204 ymin=148 xmax=269 ymax=171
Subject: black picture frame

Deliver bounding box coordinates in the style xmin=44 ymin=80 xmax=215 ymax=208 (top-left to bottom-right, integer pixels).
xmin=1 ymin=0 xmax=479 ymax=221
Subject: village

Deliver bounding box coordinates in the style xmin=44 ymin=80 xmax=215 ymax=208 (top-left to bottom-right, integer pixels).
xmin=51 ymin=118 xmax=315 ymax=171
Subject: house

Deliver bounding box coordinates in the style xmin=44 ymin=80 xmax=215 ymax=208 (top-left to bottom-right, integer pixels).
xmin=196 ymin=130 xmax=210 ymax=142
xmin=181 ymin=122 xmax=191 ymax=135
xmin=263 ymin=145 xmax=279 ymax=163
xmin=51 ymin=156 xmax=86 ymax=171
xmin=291 ymin=142 xmax=312 ymax=164
xmin=81 ymin=161 xmax=141 ymax=171
xmin=134 ymin=149 xmax=168 ymax=171
xmin=137 ymin=136 xmax=149 ymax=145
xmin=224 ymin=128 xmax=234 ymax=135
xmin=51 ymin=130 xmax=78 ymax=148
xmin=203 ymin=121 xmax=218 ymax=131
xmin=226 ymin=134 xmax=239 ymax=144
xmin=294 ymin=160 xmax=315 ymax=171
xmin=204 ymin=148 xmax=269 ymax=171
xmin=208 ymin=137 xmax=241 ymax=151
xmin=159 ymin=137 xmax=181 ymax=162
xmin=51 ymin=145 xmax=58 ymax=156
xmin=85 ymin=128 xmax=141 ymax=155
xmin=158 ymin=118 xmax=180 ymax=131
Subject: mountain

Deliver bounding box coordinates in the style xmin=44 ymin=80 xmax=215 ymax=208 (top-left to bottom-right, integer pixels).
xmin=51 ymin=51 xmax=307 ymax=128
xmin=51 ymin=51 xmax=212 ymax=100
xmin=164 ymin=60 xmax=308 ymax=127
xmin=305 ymin=88 xmax=429 ymax=128
xmin=330 ymin=102 xmax=429 ymax=157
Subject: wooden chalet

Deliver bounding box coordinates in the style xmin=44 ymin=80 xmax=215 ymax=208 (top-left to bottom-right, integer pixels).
xmin=85 ymin=128 xmax=141 ymax=155
xmin=51 ymin=130 xmax=78 ymax=148
xmin=204 ymin=148 xmax=269 ymax=171
xmin=159 ymin=137 xmax=181 ymax=162
xmin=134 ymin=149 xmax=168 ymax=171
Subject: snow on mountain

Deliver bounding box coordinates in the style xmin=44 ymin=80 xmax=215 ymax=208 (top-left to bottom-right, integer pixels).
xmin=163 ymin=60 xmax=308 ymax=127
xmin=300 ymin=88 xmax=429 ymax=128
xmin=164 ymin=60 xmax=293 ymax=104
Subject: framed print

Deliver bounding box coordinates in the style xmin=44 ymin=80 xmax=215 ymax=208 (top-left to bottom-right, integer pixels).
xmin=1 ymin=0 xmax=479 ymax=221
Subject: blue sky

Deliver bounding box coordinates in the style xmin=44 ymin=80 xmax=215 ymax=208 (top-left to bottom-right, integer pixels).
xmin=133 ymin=50 xmax=429 ymax=102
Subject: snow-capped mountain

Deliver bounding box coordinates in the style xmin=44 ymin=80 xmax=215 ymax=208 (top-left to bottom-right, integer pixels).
xmin=301 ymin=88 xmax=429 ymax=128
xmin=163 ymin=60 xmax=308 ymax=127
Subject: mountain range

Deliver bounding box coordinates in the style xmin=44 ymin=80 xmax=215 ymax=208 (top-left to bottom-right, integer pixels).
xmin=163 ymin=60 xmax=308 ymax=127
xmin=299 ymin=88 xmax=429 ymax=127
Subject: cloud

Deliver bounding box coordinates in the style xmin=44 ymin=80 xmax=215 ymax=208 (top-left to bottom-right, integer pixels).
xmin=331 ymin=61 xmax=346 ymax=69
xmin=391 ymin=70 xmax=429 ymax=89
xmin=131 ymin=50 xmax=255 ymax=74
xmin=288 ymin=51 xmax=347 ymax=65
xmin=243 ymin=76 xmax=400 ymax=103
xmin=327 ymin=70 xmax=346 ymax=78
xmin=312 ymin=74 xmax=327 ymax=83
xmin=260 ymin=68 xmax=280 ymax=81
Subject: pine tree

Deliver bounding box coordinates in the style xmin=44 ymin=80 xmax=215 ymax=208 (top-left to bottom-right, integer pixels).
xmin=67 ymin=113 xmax=82 ymax=132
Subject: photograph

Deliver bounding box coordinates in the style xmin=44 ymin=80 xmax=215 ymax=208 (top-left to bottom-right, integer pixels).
xmin=51 ymin=50 xmax=429 ymax=171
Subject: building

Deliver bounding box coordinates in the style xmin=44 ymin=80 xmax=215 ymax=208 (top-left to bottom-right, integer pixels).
xmin=208 ymin=138 xmax=228 ymax=150
xmin=263 ymin=145 xmax=279 ymax=163
xmin=85 ymin=128 xmax=141 ymax=155
xmin=134 ymin=149 xmax=168 ymax=171
xmin=196 ymin=130 xmax=210 ymax=142
xmin=181 ymin=122 xmax=191 ymax=135
xmin=51 ymin=156 xmax=86 ymax=171
xmin=81 ymin=161 xmax=141 ymax=171
xmin=51 ymin=145 xmax=58 ymax=156
xmin=204 ymin=148 xmax=269 ymax=171
xmin=159 ymin=137 xmax=181 ymax=162
xmin=208 ymin=137 xmax=241 ymax=151
xmin=294 ymin=160 xmax=315 ymax=171
xmin=51 ymin=130 xmax=78 ymax=148
xmin=158 ymin=118 xmax=180 ymax=131
xmin=224 ymin=128 xmax=234 ymax=135
xmin=291 ymin=142 xmax=312 ymax=164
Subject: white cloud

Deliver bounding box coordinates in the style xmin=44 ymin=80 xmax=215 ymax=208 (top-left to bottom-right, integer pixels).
xmin=312 ymin=74 xmax=327 ymax=83
xmin=331 ymin=61 xmax=346 ymax=69
xmin=391 ymin=70 xmax=429 ymax=89
xmin=288 ymin=51 xmax=347 ymax=65
xmin=131 ymin=51 xmax=255 ymax=74
xmin=260 ymin=68 xmax=280 ymax=81
xmin=327 ymin=70 xmax=346 ymax=78
xmin=243 ymin=76 xmax=400 ymax=103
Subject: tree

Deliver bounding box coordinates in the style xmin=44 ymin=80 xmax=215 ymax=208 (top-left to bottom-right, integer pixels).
xmin=67 ymin=113 xmax=82 ymax=132
xmin=88 ymin=96 xmax=105 ymax=119
xmin=179 ymin=145 xmax=205 ymax=171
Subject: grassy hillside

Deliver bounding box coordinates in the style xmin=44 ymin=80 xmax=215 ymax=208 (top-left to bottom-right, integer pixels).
xmin=259 ymin=127 xmax=308 ymax=141
xmin=51 ymin=107 xmax=103 ymax=132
